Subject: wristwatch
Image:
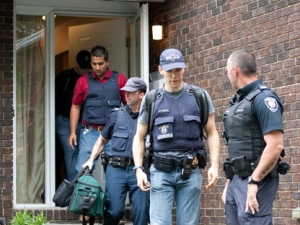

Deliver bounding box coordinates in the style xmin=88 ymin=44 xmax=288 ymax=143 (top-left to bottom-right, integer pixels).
xmin=247 ymin=176 xmax=259 ymax=185
xmin=133 ymin=166 xmax=144 ymax=174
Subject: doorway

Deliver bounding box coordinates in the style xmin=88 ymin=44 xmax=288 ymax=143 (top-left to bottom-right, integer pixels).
xmin=13 ymin=2 xmax=149 ymax=208
xmin=54 ymin=16 xmax=129 ymax=190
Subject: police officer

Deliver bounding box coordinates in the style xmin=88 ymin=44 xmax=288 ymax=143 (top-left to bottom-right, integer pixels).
xmin=222 ymin=49 xmax=284 ymax=224
xmin=132 ymin=48 xmax=220 ymax=225
xmin=82 ymin=77 xmax=150 ymax=225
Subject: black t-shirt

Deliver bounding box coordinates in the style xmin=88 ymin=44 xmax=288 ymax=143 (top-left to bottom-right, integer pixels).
xmin=55 ymin=68 xmax=82 ymax=119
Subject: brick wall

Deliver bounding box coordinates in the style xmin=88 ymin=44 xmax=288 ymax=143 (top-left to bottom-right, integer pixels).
xmin=0 ymin=0 xmax=14 ymax=222
xmin=149 ymin=0 xmax=300 ymax=224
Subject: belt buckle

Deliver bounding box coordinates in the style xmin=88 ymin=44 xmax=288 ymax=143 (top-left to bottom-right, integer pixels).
xmin=98 ymin=126 xmax=103 ymax=132
xmin=127 ymin=158 xmax=133 ymax=165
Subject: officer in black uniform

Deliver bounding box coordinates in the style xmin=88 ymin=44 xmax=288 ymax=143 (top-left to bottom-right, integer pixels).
xmin=222 ymin=49 xmax=284 ymax=225
xmin=82 ymin=77 xmax=149 ymax=225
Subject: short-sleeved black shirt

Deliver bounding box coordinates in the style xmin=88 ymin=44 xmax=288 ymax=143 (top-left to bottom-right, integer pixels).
xmin=55 ymin=68 xmax=82 ymax=119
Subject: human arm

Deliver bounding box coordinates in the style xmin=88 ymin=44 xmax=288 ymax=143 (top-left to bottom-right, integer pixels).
xmin=132 ymin=122 xmax=150 ymax=191
xmin=222 ymin=179 xmax=230 ymax=204
xmin=68 ymin=104 xmax=81 ymax=150
xmin=82 ymin=135 xmax=109 ymax=171
xmin=245 ymin=130 xmax=283 ymax=214
xmin=204 ymin=113 xmax=220 ymax=189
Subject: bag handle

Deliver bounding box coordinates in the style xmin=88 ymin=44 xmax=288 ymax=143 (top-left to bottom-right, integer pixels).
xmin=70 ymin=166 xmax=89 ymax=185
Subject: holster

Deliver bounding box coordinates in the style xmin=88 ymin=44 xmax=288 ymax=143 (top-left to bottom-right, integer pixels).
xmin=100 ymin=152 xmax=108 ymax=173
xmin=231 ymin=156 xmax=253 ymax=178
xmin=143 ymin=148 xmax=152 ymax=173
xmin=223 ymin=158 xmax=234 ymax=179
xmin=196 ymin=148 xmax=207 ymax=169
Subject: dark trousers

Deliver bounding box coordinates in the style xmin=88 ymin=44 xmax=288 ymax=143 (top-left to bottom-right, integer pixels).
xmin=225 ymin=174 xmax=279 ymax=225
xmin=104 ymin=164 xmax=150 ymax=225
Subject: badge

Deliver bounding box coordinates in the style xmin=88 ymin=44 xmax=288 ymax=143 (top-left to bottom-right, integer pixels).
xmin=159 ymin=125 xmax=169 ymax=134
xmin=264 ymin=97 xmax=278 ymax=112
xmin=157 ymin=124 xmax=173 ymax=140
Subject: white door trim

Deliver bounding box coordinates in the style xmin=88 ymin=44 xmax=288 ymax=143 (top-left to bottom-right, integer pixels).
xmin=13 ymin=2 xmax=149 ymax=208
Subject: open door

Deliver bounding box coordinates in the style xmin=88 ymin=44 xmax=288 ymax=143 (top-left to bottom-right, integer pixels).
xmin=130 ymin=3 xmax=149 ymax=90
xmin=68 ymin=19 xmax=128 ymax=77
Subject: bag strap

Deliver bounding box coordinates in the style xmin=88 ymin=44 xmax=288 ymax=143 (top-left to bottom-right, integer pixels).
xmin=145 ymin=89 xmax=159 ymax=133
xmin=70 ymin=166 xmax=88 ymax=185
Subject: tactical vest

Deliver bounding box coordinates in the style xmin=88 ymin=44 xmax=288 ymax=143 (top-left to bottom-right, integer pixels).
xmin=223 ymin=85 xmax=275 ymax=161
xmin=107 ymin=107 xmax=137 ymax=159
xmin=82 ymin=72 xmax=121 ymax=125
xmin=152 ymin=87 xmax=205 ymax=152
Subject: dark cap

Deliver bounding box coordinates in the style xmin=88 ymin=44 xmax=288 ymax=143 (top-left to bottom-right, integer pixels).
xmin=159 ymin=48 xmax=186 ymax=71
xmin=120 ymin=77 xmax=147 ymax=92
xmin=76 ymin=50 xmax=92 ymax=69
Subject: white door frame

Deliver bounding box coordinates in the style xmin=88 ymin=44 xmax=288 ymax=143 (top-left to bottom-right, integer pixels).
xmin=130 ymin=4 xmax=149 ymax=91
xmin=13 ymin=1 xmax=149 ymax=208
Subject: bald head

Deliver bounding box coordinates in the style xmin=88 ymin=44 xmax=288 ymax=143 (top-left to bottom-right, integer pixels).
xmin=228 ymin=50 xmax=257 ymax=76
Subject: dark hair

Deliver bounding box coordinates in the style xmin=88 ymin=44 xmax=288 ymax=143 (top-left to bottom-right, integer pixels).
xmin=90 ymin=45 xmax=109 ymax=61
xmin=139 ymin=89 xmax=146 ymax=94
xmin=230 ymin=50 xmax=257 ymax=75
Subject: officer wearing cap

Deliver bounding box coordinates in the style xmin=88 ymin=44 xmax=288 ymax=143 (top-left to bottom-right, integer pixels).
xmin=222 ymin=50 xmax=284 ymax=224
xmin=82 ymin=77 xmax=149 ymax=225
xmin=132 ymin=48 xmax=220 ymax=225
xmin=55 ymin=50 xmax=92 ymax=182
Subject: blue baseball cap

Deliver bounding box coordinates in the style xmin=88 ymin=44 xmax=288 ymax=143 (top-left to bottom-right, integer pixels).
xmin=159 ymin=48 xmax=186 ymax=71
xmin=120 ymin=77 xmax=147 ymax=92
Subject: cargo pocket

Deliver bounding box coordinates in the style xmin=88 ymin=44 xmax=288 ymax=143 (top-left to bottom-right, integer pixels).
xmin=182 ymin=115 xmax=201 ymax=138
xmin=111 ymin=132 xmax=129 ymax=151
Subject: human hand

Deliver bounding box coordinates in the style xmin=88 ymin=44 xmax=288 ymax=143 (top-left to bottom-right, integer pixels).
xmin=206 ymin=166 xmax=219 ymax=189
xmin=82 ymin=161 xmax=93 ymax=171
xmin=68 ymin=134 xmax=77 ymax=150
xmin=245 ymin=184 xmax=259 ymax=214
xmin=136 ymin=170 xmax=150 ymax=191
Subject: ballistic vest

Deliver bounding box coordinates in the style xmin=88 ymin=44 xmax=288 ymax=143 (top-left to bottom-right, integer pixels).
xmin=108 ymin=107 xmax=137 ymax=159
xmin=223 ymin=85 xmax=278 ymax=160
xmin=82 ymin=72 xmax=121 ymax=125
xmin=152 ymin=87 xmax=205 ymax=152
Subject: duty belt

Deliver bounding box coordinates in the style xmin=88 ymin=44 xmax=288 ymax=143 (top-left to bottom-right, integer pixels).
xmin=152 ymin=154 xmax=198 ymax=172
xmin=83 ymin=125 xmax=105 ymax=132
xmin=108 ymin=157 xmax=134 ymax=167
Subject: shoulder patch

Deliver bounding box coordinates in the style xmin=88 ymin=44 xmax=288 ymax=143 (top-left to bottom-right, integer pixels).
xmin=264 ymin=97 xmax=278 ymax=112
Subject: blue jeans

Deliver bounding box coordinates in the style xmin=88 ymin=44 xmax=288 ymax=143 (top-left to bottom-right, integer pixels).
xmin=225 ymin=175 xmax=278 ymax=225
xmin=104 ymin=164 xmax=150 ymax=225
xmin=149 ymin=165 xmax=203 ymax=225
xmin=55 ymin=116 xmax=81 ymax=181
xmin=75 ymin=127 xmax=111 ymax=173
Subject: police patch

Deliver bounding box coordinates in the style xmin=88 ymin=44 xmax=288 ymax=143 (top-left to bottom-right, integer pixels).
xmin=264 ymin=97 xmax=278 ymax=112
